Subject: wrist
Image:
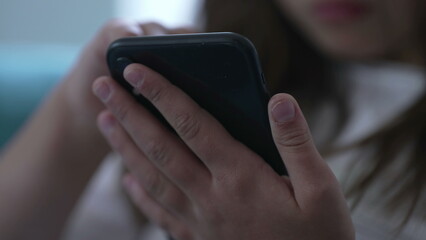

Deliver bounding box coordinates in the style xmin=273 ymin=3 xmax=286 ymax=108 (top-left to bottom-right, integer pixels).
xmin=47 ymin=85 xmax=110 ymax=162
xmin=56 ymin=72 xmax=102 ymax=130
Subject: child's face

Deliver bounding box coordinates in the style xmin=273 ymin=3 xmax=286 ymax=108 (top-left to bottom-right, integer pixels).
xmin=275 ymin=0 xmax=420 ymax=61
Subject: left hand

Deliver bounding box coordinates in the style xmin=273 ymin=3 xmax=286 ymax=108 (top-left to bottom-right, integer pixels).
xmin=61 ymin=20 xmax=192 ymax=128
xmin=93 ymin=64 xmax=354 ymax=240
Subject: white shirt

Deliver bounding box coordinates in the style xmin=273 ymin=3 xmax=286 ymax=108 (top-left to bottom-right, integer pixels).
xmin=323 ymin=62 xmax=426 ymax=240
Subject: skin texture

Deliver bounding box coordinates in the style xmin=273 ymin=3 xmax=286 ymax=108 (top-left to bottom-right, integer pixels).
xmin=0 ymin=20 xmax=187 ymax=240
xmin=94 ymin=64 xmax=355 ymax=240
xmin=274 ymin=0 xmax=420 ymax=61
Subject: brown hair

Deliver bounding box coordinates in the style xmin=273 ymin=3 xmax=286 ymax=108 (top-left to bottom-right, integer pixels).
xmin=201 ymin=0 xmax=426 ymax=229
xmin=201 ymin=0 xmax=349 ymax=145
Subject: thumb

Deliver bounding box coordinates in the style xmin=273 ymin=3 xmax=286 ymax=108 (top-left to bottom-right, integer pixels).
xmin=268 ymin=94 xmax=333 ymax=196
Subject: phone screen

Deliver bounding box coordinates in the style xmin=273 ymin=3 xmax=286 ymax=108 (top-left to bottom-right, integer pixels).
xmin=107 ymin=33 xmax=286 ymax=175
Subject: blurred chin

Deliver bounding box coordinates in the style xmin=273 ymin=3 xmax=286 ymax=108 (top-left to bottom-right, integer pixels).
xmin=320 ymin=44 xmax=384 ymax=61
xmin=313 ymin=34 xmax=389 ymax=61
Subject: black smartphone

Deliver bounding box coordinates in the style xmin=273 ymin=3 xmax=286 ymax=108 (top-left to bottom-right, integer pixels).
xmin=107 ymin=32 xmax=286 ymax=175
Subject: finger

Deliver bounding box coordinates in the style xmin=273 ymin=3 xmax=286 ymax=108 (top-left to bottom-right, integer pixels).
xmin=123 ymin=64 xmax=259 ymax=173
xmin=123 ymin=174 xmax=193 ymax=240
xmin=139 ymin=22 xmax=169 ymax=36
xmin=97 ymin=110 xmax=192 ymax=216
xmin=168 ymin=27 xmax=198 ymax=34
xmin=139 ymin=22 xmax=196 ymax=37
xmin=268 ymin=94 xmax=338 ymax=203
xmin=106 ymin=19 xmax=144 ymax=43
xmin=92 ymin=19 xmax=144 ymax=59
xmin=93 ymin=76 xmax=210 ymax=197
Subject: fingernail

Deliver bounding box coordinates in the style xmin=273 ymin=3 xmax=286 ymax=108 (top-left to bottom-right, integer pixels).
xmin=126 ymin=68 xmax=145 ymax=88
xmin=272 ymin=100 xmax=295 ymax=123
xmin=95 ymin=82 xmax=111 ymax=102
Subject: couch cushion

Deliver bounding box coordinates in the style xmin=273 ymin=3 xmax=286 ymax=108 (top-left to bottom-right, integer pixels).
xmin=0 ymin=44 xmax=79 ymax=147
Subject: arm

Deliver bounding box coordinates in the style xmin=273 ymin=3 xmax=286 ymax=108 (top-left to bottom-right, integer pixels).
xmin=0 ymin=20 xmax=175 ymax=240
xmin=94 ymin=64 xmax=355 ymax=240
xmin=0 ymin=87 xmax=109 ymax=240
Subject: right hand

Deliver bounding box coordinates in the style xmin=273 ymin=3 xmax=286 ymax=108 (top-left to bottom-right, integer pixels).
xmin=58 ymin=20 xmax=194 ymax=129
xmin=94 ymin=64 xmax=355 ymax=240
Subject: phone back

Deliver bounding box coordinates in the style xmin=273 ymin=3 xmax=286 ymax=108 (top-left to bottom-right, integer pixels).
xmin=107 ymin=32 xmax=286 ymax=175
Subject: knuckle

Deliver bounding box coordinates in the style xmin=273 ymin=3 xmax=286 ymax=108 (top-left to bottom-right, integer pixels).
xmin=143 ymin=171 xmax=164 ymax=197
xmin=144 ymin=140 xmax=170 ymax=167
xmin=144 ymin=80 xmax=167 ymax=105
xmin=103 ymin=19 xmax=136 ymax=35
xmin=112 ymin=103 xmax=130 ymax=123
xmin=100 ymin=19 xmax=141 ymax=44
xmin=164 ymin=189 xmax=189 ymax=215
xmin=103 ymin=19 xmax=126 ymax=30
xmin=121 ymin=155 xmax=137 ymax=169
xmin=276 ymin=126 xmax=312 ymax=150
xmin=142 ymin=140 xmax=199 ymax=197
xmin=109 ymin=131 xmax=125 ymax=152
xmin=174 ymin=112 xmax=201 ymax=140
xmin=213 ymin=164 xmax=238 ymax=186
xmin=119 ymin=149 xmax=140 ymax=169
xmin=173 ymin=167 xmax=205 ymax=195
xmin=215 ymin=171 xmax=253 ymax=202
xmin=140 ymin=22 xmax=168 ymax=35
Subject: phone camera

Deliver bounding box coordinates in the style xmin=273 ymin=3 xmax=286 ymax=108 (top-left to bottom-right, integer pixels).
xmin=116 ymin=57 xmax=133 ymax=73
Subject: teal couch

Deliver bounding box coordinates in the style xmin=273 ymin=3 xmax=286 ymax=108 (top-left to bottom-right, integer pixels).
xmin=0 ymin=44 xmax=79 ymax=148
